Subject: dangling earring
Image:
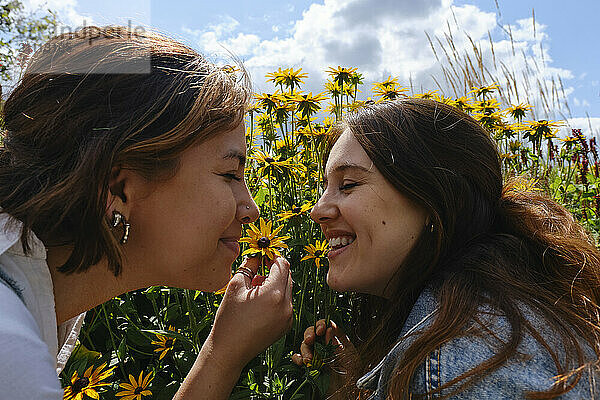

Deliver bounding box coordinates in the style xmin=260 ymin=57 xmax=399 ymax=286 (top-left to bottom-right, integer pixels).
xmin=111 ymin=210 xmax=131 ymax=244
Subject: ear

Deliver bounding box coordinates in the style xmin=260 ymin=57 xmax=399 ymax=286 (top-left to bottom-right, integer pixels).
xmin=105 ymin=165 xmax=130 ymax=220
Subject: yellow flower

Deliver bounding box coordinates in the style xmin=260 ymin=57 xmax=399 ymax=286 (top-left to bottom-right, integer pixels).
xmin=151 ymin=325 xmax=178 ymax=360
xmin=413 ymin=90 xmax=438 ymax=99
xmin=326 ymin=66 xmax=358 ymax=87
xmin=254 ymin=92 xmax=286 ymax=114
xmin=240 ymin=218 xmax=290 ymax=260
xmin=265 ymin=67 xmax=308 ymax=91
xmin=474 ymin=98 xmax=501 ymax=115
xmin=324 ymin=80 xmax=342 ymax=97
xmin=473 ymin=111 xmax=504 ymax=130
xmin=522 ymin=120 xmax=563 ymax=142
xmin=63 ymin=362 xmax=115 ymax=400
xmin=292 ymin=92 xmax=328 ymax=118
xmin=372 ymin=81 xmax=407 ymax=100
xmin=116 ymin=371 xmax=153 ymax=400
xmin=505 ymin=103 xmax=532 ymax=121
xmin=251 ymin=150 xmax=305 ymax=178
xmin=301 ymin=240 xmax=329 ymax=269
xmin=454 ymin=96 xmax=475 ymax=112
xmin=505 ymin=176 xmax=543 ymax=194
xmin=277 ymin=203 xmax=313 ymax=222
xmin=468 ymin=83 xmax=499 ymax=98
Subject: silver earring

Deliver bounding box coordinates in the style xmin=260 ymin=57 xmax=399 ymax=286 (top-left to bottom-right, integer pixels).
xmin=429 ymin=222 xmax=434 ymax=233
xmin=111 ymin=210 xmax=130 ymax=244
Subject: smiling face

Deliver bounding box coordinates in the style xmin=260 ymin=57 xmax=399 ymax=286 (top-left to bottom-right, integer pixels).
xmin=311 ymin=129 xmax=429 ymax=298
xmin=125 ymin=123 xmax=259 ymax=291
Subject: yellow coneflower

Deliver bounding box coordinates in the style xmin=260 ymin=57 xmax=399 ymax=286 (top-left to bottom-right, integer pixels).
xmin=326 ymin=66 xmax=358 ymax=87
xmin=506 ymin=103 xmax=532 ymax=121
xmin=254 ymin=92 xmax=286 ymax=114
xmin=116 ymin=371 xmax=153 ymax=400
xmin=474 ymin=98 xmax=501 ymax=115
xmin=292 ymin=92 xmax=328 ymax=118
xmin=522 ymin=120 xmax=563 ymax=142
xmin=413 ymin=90 xmax=438 ymax=99
xmin=151 ymin=326 xmax=178 ymax=360
xmin=63 ymin=362 xmax=115 ymax=400
xmin=239 ymin=218 xmax=290 ymax=260
xmin=561 ymin=136 xmax=580 ymax=148
xmin=251 ymin=150 xmax=305 ymax=178
xmin=301 ymin=240 xmax=329 ymax=270
xmin=505 ymin=176 xmax=544 ymax=194
xmin=473 ymin=111 xmax=504 ymax=131
xmin=468 ymin=83 xmax=499 ymax=98
xmin=266 ymin=67 xmax=308 ymax=92
xmin=372 ymin=82 xmax=407 ymax=100
xmin=324 ymin=80 xmax=342 ymax=97
xmin=453 ymin=96 xmax=474 ymax=112
xmin=433 ymin=94 xmax=457 ymax=106
xmin=277 ymin=203 xmax=313 ymax=222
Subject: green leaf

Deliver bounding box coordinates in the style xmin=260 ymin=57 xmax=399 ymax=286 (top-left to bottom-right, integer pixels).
xmin=117 ymin=337 xmax=127 ymax=361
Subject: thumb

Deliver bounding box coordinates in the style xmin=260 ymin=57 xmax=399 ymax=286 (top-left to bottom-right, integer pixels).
xmin=230 ymin=255 xmax=261 ymax=288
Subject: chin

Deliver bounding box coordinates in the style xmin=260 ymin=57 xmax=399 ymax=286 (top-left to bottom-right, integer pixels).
xmin=326 ymin=272 xmax=351 ymax=293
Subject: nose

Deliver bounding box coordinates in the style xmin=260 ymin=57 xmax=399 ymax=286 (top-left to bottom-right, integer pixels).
xmin=238 ymin=189 xmax=260 ymax=224
xmin=310 ymin=191 xmax=338 ymax=224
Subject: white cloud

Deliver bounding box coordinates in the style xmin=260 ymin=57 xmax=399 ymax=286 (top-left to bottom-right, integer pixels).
xmin=22 ymin=0 xmax=95 ymax=30
xmin=564 ymin=118 xmax=600 ymax=139
xmin=573 ymin=98 xmax=591 ymax=108
xmin=183 ymin=0 xmax=592 ymax=121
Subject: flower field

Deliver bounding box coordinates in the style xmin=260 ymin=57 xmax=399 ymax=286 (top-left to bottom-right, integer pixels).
xmin=51 ymin=63 xmax=600 ymax=400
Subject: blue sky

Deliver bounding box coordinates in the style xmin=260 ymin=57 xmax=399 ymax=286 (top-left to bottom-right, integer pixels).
xmin=21 ymin=0 xmax=600 ymax=134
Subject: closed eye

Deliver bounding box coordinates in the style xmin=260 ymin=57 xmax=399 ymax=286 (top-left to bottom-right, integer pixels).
xmin=339 ymin=182 xmax=358 ymax=191
xmin=221 ymin=173 xmax=243 ymax=182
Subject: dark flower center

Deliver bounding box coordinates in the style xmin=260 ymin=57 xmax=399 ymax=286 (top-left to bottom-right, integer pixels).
xmin=292 ymin=207 xmax=302 ymax=213
xmin=314 ymin=250 xmax=322 ymax=257
xmin=165 ymin=339 xmax=174 ymax=348
xmin=134 ymin=386 xmax=144 ymax=394
xmin=257 ymin=237 xmax=271 ymax=248
xmin=265 ymin=157 xmax=275 ymax=163
xmin=72 ymin=377 xmax=90 ymax=393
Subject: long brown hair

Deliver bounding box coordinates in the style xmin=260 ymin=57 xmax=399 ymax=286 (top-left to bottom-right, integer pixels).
xmin=0 ymin=25 xmax=250 ymax=276
xmin=326 ymin=98 xmax=600 ymax=398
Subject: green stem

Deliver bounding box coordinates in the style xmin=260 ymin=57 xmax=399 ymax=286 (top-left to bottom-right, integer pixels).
xmin=101 ymin=304 xmax=127 ymax=378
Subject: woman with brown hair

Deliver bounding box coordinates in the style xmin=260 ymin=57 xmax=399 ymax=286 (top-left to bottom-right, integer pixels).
xmin=0 ymin=26 xmax=293 ymax=399
xmin=294 ymin=98 xmax=600 ymax=398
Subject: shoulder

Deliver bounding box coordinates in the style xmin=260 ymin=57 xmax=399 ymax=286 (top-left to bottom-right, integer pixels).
xmin=0 ymin=283 xmax=63 ymax=399
xmin=358 ymin=286 xmax=598 ymax=399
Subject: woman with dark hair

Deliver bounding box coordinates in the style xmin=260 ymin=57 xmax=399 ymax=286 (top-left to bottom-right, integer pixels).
xmin=294 ymin=98 xmax=600 ymax=398
xmin=0 ymin=26 xmax=293 ymax=399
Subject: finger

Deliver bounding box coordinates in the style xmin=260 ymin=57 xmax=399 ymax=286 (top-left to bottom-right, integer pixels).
xmin=303 ymin=326 xmax=315 ymax=345
xmin=284 ymin=269 xmax=293 ymax=327
xmin=263 ymin=256 xmax=290 ymax=290
xmin=230 ymin=256 xmax=259 ymax=289
xmin=325 ymin=326 xmax=334 ymax=345
xmin=300 ymin=342 xmax=313 ymax=363
xmin=328 ymin=320 xmax=352 ymax=348
xmin=291 ymin=353 xmax=303 ymax=366
xmin=316 ymin=319 xmax=327 ymax=336
xmin=241 ymin=254 xmax=261 ymax=275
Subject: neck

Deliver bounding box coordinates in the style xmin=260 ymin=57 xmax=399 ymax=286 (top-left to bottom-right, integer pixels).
xmin=46 ymin=245 xmax=133 ymax=325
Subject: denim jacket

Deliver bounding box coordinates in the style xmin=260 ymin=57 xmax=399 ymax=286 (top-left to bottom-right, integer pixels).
xmin=356 ymin=285 xmax=598 ymax=399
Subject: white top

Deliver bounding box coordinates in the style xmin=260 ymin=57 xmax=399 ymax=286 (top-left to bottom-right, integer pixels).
xmin=0 ymin=212 xmax=85 ymax=399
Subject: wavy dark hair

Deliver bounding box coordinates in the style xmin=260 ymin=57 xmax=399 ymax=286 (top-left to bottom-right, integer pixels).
xmin=325 ymin=98 xmax=600 ymax=399
xmin=0 ymin=25 xmax=250 ymax=276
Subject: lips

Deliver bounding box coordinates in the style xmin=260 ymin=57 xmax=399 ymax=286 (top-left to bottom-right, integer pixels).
xmin=327 ymin=237 xmax=355 ymax=259
xmin=219 ymin=238 xmax=241 ymax=256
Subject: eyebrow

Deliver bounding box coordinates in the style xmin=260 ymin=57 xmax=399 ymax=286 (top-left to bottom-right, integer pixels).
xmin=324 ymin=162 xmax=373 ymax=181
xmin=223 ymin=149 xmax=246 ymax=167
